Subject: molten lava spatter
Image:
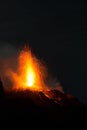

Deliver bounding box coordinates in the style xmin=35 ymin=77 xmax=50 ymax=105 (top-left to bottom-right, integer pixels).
xmin=8 ymin=47 xmax=47 ymax=91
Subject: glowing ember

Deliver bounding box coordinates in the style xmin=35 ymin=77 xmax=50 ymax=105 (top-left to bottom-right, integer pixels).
xmin=7 ymin=47 xmax=47 ymax=91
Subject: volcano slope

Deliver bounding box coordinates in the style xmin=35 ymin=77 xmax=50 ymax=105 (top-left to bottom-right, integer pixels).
xmin=0 ymin=88 xmax=87 ymax=124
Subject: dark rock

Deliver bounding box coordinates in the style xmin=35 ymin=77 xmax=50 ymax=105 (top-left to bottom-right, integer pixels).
xmin=0 ymin=78 xmax=5 ymax=98
xmin=0 ymin=87 xmax=87 ymax=126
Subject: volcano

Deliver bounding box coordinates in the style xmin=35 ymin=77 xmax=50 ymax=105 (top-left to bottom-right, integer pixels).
xmin=0 ymin=47 xmax=87 ymax=127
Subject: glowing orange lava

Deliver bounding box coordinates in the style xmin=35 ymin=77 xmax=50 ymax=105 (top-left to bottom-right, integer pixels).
xmin=8 ymin=47 xmax=47 ymax=91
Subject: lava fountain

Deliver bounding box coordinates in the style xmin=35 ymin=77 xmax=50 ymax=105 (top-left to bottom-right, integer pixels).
xmin=7 ymin=47 xmax=47 ymax=91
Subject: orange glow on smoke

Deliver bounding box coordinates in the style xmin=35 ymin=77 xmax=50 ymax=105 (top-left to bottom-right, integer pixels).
xmin=8 ymin=47 xmax=47 ymax=91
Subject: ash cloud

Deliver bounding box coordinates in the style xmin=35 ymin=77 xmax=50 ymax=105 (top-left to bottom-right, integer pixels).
xmin=46 ymin=76 xmax=64 ymax=93
xmin=0 ymin=42 xmax=19 ymax=91
xmin=0 ymin=43 xmax=17 ymax=58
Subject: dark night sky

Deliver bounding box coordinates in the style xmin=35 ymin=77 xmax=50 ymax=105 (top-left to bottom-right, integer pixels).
xmin=0 ymin=1 xmax=86 ymax=105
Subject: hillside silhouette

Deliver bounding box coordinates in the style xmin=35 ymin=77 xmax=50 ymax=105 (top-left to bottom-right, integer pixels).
xmin=0 ymin=84 xmax=87 ymax=125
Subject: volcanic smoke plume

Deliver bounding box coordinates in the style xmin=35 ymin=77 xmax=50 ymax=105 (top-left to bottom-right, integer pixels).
xmin=0 ymin=44 xmax=63 ymax=93
xmin=6 ymin=47 xmax=47 ymax=91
